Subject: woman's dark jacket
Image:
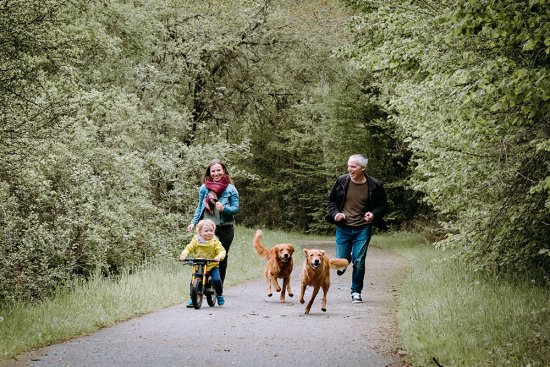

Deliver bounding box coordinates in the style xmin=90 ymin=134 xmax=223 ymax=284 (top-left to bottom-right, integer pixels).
xmin=325 ymin=174 xmax=388 ymax=230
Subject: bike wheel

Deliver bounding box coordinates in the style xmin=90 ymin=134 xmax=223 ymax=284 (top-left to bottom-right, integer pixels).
xmin=190 ymin=278 xmax=203 ymax=309
xmin=206 ymin=277 xmax=216 ymax=307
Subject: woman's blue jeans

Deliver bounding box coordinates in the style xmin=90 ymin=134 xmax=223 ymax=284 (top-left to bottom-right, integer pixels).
xmin=335 ymin=226 xmax=372 ymax=294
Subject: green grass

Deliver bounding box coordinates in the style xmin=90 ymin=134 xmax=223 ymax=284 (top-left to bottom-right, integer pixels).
xmin=0 ymin=226 xmax=323 ymax=360
xmin=374 ymin=232 xmax=550 ymax=367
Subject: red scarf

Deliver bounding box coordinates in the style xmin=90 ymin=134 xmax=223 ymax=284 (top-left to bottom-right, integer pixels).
xmin=204 ymin=176 xmax=229 ymax=214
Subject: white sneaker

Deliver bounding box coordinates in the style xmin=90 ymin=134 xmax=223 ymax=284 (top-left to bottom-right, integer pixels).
xmin=351 ymin=292 xmax=362 ymax=303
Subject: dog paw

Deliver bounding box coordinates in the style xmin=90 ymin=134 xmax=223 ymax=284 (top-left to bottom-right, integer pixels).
xmin=299 ymin=299 xmax=305 ymax=304
xmin=321 ymin=307 xmax=327 ymax=312
xmin=288 ymin=293 xmax=294 ymax=297
xmin=268 ymin=293 xmax=273 ymax=297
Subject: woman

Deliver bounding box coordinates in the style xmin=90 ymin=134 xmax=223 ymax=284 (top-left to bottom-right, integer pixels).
xmin=187 ymin=159 xmax=240 ymax=283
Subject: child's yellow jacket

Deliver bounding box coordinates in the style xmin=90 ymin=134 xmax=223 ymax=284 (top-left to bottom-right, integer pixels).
xmin=180 ymin=235 xmax=226 ymax=271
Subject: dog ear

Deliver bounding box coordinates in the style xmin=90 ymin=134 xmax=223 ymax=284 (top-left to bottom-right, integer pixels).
xmin=320 ymin=250 xmax=325 ymax=255
xmin=303 ymin=248 xmax=309 ymax=256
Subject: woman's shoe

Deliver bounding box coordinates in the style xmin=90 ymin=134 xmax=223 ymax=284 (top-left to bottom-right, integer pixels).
xmin=186 ymin=299 xmax=193 ymax=308
xmin=217 ymin=295 xmax=225 ymax=306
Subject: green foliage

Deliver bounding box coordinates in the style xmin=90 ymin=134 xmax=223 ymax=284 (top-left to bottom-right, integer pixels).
xmin=234 ymin=1 xmax=355 ymax=232
xmin=0 ymin=0 xmax=536 ymax=304
xmin=234 ymin=2 xmax=419 ymax=232
xmin=339 ymin=0 xmax=550 ymax=279
xmin=0 ymin=0 xmax=254 ymax=303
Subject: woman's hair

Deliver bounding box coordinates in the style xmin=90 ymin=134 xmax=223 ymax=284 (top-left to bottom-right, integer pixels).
xmin=204 ymin=159 xmax=233 ymax=183
xmin=348 ymin=154 xmax=368 ymax=169
xmin=196 ymin=219 xmax=216 ymax=234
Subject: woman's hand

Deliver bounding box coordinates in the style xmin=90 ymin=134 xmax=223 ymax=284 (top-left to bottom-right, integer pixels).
xmin=215 ymin=202 xmax=225 ymax=211
xmin=186 ymin=223 xmax=194 ymax=232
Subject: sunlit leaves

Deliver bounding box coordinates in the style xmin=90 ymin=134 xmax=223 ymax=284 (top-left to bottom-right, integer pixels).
xmin=0 ymin=0 xmax=257 ymax=303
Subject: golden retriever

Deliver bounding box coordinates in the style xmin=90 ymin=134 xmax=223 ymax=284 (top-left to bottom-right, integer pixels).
xmin=253 ymin=229 xmax=295 ymax=303
xmin=299 ymin=248 xmax=348 ymax=314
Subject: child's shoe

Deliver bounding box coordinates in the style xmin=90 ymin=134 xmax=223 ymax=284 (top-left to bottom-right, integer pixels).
xmin=186 ymin=299 xmax=193 ymax=308
xmin=217 ymin=295 xmax=225 ymax=306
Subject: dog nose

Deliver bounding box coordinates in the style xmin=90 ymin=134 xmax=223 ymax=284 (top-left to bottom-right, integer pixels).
xmin=313 ymin=260 xmax=319 ymax=265
xmin=283 ymin=254 xmax=289 ymax=258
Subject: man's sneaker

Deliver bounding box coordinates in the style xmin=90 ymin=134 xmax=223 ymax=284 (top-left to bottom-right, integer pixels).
xmin=186 ymin=299 xmax=193 ymax=308
xmin=217 ymin=295 xmax=225 ymax=306
xmin=351 ymin=292 xmax=362 ymax=303
xmin=336 ymin=268 xmax=346 ymax=276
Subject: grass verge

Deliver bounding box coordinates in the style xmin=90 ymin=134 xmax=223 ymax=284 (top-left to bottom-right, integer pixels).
xmin=374 ymin=232 xmax=550 ymax=367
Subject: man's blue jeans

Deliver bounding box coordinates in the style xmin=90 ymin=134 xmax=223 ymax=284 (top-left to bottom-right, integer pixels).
xmin=335 ymin=226 xmax=372 ymax=294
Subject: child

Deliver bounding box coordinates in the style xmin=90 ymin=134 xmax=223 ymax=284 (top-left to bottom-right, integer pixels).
xmin=180 ymin=219 xmax=226 ymax=308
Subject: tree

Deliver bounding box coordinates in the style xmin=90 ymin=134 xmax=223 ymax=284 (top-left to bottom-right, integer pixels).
xmin=0 ymin=0 xmax=253 ymax=302
xmin=339 ymin=0 xmax=549 ymax=278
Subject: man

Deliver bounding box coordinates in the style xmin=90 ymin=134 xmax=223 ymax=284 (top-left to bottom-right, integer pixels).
xmin=326 ymin=154 xmax=388 ymax=303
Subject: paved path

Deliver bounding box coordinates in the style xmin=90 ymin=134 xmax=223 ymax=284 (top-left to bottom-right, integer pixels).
xmin=1 ymin=244 xmax=409 ymax=367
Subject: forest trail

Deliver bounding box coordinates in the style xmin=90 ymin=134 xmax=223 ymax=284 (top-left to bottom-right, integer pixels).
xmin=1 ymin=244 xmax=410 ymax=367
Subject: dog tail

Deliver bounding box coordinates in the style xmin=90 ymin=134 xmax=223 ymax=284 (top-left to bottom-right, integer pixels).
xmin=329 ymin=258 xmax=349 ymax=269
xmin=253 ymin=229 xmax=270 ymax=259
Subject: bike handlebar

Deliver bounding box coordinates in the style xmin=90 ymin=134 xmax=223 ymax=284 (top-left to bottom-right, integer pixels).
xmin=180 ymin=258 xmax=219 ymax=265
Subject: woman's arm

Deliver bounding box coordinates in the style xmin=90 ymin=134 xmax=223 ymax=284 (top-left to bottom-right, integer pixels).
xmin=219 ymin=185 xmax=240 ymax=215
xmin=189 ymin=185 xmax=208 ymax=226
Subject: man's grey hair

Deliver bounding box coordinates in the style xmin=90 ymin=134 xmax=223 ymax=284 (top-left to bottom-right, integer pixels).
xmin=349 ymin=154 xmax=368 ymax=169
